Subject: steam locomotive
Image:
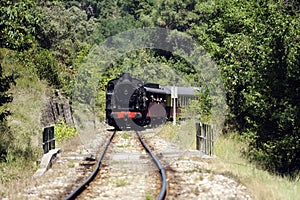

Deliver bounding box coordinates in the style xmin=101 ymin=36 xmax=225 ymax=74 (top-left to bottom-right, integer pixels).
xmin=105 ymin=73 xmax=198 ymax=129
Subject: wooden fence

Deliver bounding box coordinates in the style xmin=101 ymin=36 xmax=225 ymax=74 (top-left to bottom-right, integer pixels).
xmin=42 ymin=126 xmax=55 ymax=154
xmin=196 ymin=122 xmax=214 ymax=156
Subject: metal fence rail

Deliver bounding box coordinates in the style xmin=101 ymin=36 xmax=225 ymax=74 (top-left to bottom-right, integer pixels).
xmin=43 ymin=126 xmax=55 ymax=154
xmin=196 ymin=122 xmax=214 ymax=156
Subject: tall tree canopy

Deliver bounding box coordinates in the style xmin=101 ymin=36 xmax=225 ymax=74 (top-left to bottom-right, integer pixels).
xmin=188 ymin=0 xmax=300 ymax=176
xmin=0 ymin=1 xmax=39 ymax=50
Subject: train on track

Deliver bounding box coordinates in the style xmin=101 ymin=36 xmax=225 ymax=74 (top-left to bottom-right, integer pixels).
xmin=105 ymin=73 xmax=199 ymax=129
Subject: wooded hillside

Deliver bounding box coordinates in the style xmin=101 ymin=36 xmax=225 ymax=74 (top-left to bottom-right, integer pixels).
xmin=0 ymin=0 xmax=299 ymax=179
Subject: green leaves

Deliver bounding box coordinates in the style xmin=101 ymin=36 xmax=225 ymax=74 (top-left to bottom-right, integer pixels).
xmin=54 ymin=119 xmax=77 ymax=144
xmin=0 ymin=1 xmax=39 ymax=50
xmin=155 ymin=0 xmax=199 ymax=31
xmin=186 ymin=0 xmax=300 ymax=177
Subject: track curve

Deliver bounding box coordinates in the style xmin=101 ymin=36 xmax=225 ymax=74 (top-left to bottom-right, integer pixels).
xmin=135 ymin=131 xmax=167 ymax=200
xmin=64 ymin=130 xmax=167 ymax=200
xmin=64 ymin=130 xmax=116 ymax=200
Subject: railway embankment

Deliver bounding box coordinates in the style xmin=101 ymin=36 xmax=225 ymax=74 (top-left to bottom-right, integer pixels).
xmin=8 ymin=123 xmax=251 ymax=199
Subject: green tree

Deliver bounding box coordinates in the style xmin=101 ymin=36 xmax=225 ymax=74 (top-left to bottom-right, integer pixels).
xmin=155 ymin=0 xmax=199 ymax=31
xmin=188 ymin=0 xmax=300 ymax=177
xmin=34 ymin=2 xmax=97 ymax=92
xmin=0 ymin=1 xmax=39 ymax=50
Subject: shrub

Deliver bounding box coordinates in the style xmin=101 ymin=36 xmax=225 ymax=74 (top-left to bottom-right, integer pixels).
xmin=54 ymin=119 xmax=77 ymax=143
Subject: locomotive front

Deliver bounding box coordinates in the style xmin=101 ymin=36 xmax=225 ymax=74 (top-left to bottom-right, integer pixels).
xmin=105 ymin=73 xmax=147 ymax=129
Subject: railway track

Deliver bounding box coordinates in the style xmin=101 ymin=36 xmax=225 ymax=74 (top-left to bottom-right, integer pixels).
xmin=65 ymin=129 xmax=167 ymax=200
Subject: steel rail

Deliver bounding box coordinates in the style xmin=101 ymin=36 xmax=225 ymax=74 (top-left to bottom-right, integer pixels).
xmin=64 ymin=130 xmax=116 ymax=200
xmin=136 ymin=131 xmax=167 ymax=200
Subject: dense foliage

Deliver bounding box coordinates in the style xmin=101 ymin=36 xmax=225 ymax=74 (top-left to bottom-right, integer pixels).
xmin=0 ymin=1 xmax=39 ymax=50
xmin=0 ymin=64 xmax=15 ymax=161
xmin=187 ymin=0 xmax=300 ymax=177
xmin=0 ymin=0 xmax=299 ymax=179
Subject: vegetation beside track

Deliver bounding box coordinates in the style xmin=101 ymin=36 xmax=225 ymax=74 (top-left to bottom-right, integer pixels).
xmin=215 ymin=133 xmax=300 ymax=200
xmin=159 ymin=123 xmax=300 ymax=200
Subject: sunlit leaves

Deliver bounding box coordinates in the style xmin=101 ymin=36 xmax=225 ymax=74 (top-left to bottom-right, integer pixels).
xmin=0 ymin=1 xmax=39 ymax=50
xmin=188 ymin=0 xmax=300 ymax=177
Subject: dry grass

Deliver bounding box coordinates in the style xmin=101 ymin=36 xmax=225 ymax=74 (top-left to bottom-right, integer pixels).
xmin=158 ymin=121 xmax=299 ymax=200
xmin=158 ymin=120 xmax=197 ymax=149
xmin=0 ymin=59 xmax=49 ymax=197
xmin=0 ymin=124 xmax=102 ymax=199
xmin=58 ymin=122 xmax=103 ymax=155
xmin=214 ymin=134 xmax=300 ymax=200
xmin=0 ymin=49 xmax=105 ymax=198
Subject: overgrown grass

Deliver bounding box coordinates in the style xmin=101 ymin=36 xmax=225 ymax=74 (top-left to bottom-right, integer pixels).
xmin=158 ymin=120 xmax=196 ymax=149
xmin=158 ymin=121 xmax=299 ymax=200
xmin=108 ymin=177 xmax=128 ymax=187
xmin=121 ymin=131 xmax=130 ymax=140
xmin=0 ymin=49 xmax=47 ymax=190
xmin=0 ymin=156 xmax=38 ymax=182
xmin=214 ymin=133 xmax=300 ymax=200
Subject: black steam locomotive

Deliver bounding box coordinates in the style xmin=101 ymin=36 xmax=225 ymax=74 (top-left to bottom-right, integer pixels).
xmin=105 ymin=73 xmax=169 ymax=129
xmin=105 ymin=73 xmax=199 ymax=129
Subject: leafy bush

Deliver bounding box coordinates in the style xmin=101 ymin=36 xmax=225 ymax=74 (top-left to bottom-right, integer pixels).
xmin=188 ymin=0 xmax=300 ymax=178
xmin=54 ymin=119 xmax=77 ymax=143
xmin=0 ymin=1 xmax=39 ymax=51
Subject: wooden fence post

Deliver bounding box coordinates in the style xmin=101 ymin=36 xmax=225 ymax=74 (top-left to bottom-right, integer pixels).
xmin=204 ymin=124 xmax=207 ymax=154
xmin=196 ymin=122 xmax=200 ymax=150
xmin=196 ymin=122 xmax=214 ymax=156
